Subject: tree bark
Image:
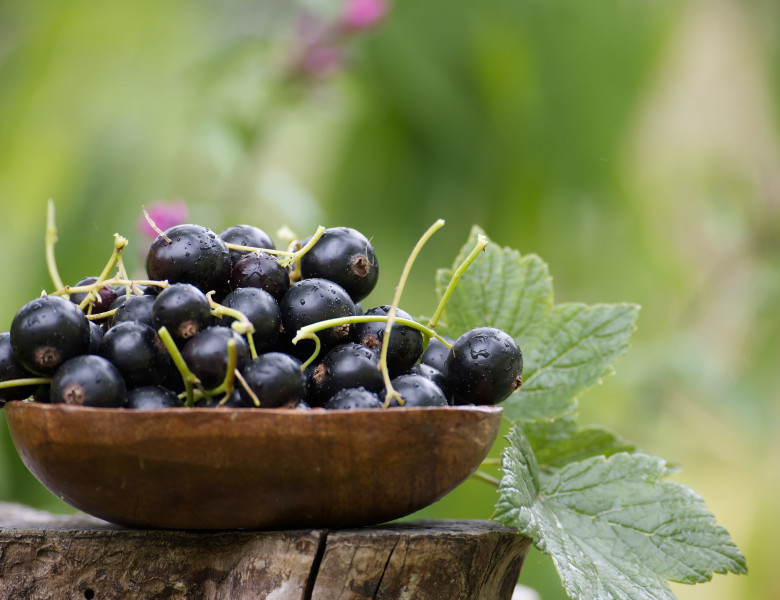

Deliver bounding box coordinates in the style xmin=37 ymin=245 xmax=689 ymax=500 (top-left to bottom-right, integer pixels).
xmin=0 ymin=503 xmax=530 ymax=600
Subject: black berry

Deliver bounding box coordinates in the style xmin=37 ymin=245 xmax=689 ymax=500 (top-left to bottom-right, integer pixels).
xmin=388 ymin=374 xmax=448 ymax=407
xmin=11 ymin=295 xmax=91 ymax=376
xmin=307 ymin=342 xmax=384 ymax=407
xmin=219 ymin=225 xmax=275 ymax=266
xmin=0 ymin=332 xmax=37 ymax=402
xmin=239 ymin=352 xmax=304 ymax=408
xmin=98 ymin=322 xmax=172 ymax=388
xmin=280 ymin=278 xmax=356 ymax=349
xmin=300 ymin=227 xmax=378 ymax=302
xmin=219 ymin=287 xmax=281 ymax=353
xmin=445 ymin=327 xmax=523 ymax=405
xmin=146 ymin=224 xmax=232 ymax=294
xmin=324 ymin=387 xmax=383 ymax=410
xmin=152 ymin=283 xmax=212 ymax=345
xmin=351 ymin=306 xmax=423 ymax=377
xmin=229 ymin=252 xmax=290 ymax=301
xmin=50 ymin=355 xmax=127 ymax=407
xmin=182 ymin=326 xmax=249 ymax=389
xmin=126 ymin=386 xmax=182 ymax=409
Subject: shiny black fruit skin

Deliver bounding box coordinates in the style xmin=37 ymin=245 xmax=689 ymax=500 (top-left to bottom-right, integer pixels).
xmin=152 ymin=283 xmax=212 ymax=345
xmin=445 ymin=327 xmax=523 ymax=405
xmin=280 ymin=278 xmax=356 ymax=349
xmin=219 ymin=287 xmax=281 ymax=353
xmin=146 ymin=224 xmax=232 ymax=294
xmin=324 ymin=387 xmax=383 ymax=410
xmin=351 ymin=306 xmax=423 ymax=378
xmin=198 ymin=389 xmax=249 ymax=408
xmin=111 ymin=294 xmax=156 ymax=328
xmin=300 ymin=227 xmax=378 ymax=303
xmin=69 ymin=277 xmax=118 ymax=316
xmin=182 ymin=326 xmax=250 ymax=389
xmin=407 ymin=363 xmax=451 ymax=402
xmin=419 ymin=336 xmax=454 ymax=373
xmin=50 ymin=355 xmax=127 ymax=407
xmin=87 ymin=321 xmax=105 ymax=353
xmin=239 ymin=352 xmax=304 ymax=408
xmin=11 ymin=295 xmax=91 ymax=376
xmin=387 ymin=374 xmax=448 ymax=407
xmin=98 ymin=322 xmax=172 ymax=388
xmin=126 ymin=386 xmax=182 ymax=409
xmin=219 ymin=225 xmax=275 ymax=266
xmin=229 ymin=252 xmax=290 ymax=301
xmin=0 ymin=332 xmax=37 ymax=402
xmin=307 ymin=342 xmax=384 ymax=407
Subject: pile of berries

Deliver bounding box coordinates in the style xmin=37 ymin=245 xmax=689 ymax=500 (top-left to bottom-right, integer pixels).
xmin=0 ymin=221 xmax=523 ymax=411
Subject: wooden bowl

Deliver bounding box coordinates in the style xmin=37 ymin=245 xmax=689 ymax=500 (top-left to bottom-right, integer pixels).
xmin=4 ymin=402 xmax=502 ymax=530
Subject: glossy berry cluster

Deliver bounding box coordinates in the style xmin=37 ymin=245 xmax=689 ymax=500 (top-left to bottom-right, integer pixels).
xmin=1 ymin=219 xmax=523 ymax=411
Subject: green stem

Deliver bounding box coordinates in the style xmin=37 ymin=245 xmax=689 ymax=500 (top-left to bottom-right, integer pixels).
xmin=480 ymin=458 xmax=501 ymax=467
xmin=157 ymin=326 xmax=200 ymax=407
xmin=86 ymin=308 xmax=117 ymax=321
xmin=381 ymin=219 xmax=445 ymax=407
xmin=0 ymin=377 xmax=51 ymax=391
xmin=292 ymin=315 xmax=448 ymax=347
xmin=207 ymin=294 xmax=255 ymax=336
xmin=471 ymin=470 xmax=500 ymax=487
xmin=428 ymin=234 xmax=488 ymax=331
xmin=215 ymin=338 xmax=238 ymax=404
xmin=235 ymin=369 xmax=260 ymax=407
xmin=223 ymin=225 xmax=325 ymax=269
xmin=45 ymin=200 xmax=65 ymax=294
xmin=246 ymin=331 xmax=258 ymax=360
xmin=295 ymin=331 xmax=322 ymax=371
xmin=79 ymin=234 xmax=128 ymax=311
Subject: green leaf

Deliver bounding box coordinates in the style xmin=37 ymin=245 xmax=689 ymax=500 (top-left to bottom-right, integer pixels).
xmin=495 ymin=427 xmax=748 ymax=600
xmin=524 ymin=416 xmax=635 ymax=472
xmin=434 ymin=228 xmax=639 ymax=422
xmin=503 ymin=302 xmax=640 ymax=422
xmin=435 ymin=226 xmax=553 ymax=345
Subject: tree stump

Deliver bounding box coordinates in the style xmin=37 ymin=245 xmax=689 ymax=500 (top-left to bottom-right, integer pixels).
xmin=0 ymin=503 xmax=531 ymax=600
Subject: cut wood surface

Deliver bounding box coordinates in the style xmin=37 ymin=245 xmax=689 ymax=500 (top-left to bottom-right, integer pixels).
xmin=0 ymin=503 xmax=531 ymax=600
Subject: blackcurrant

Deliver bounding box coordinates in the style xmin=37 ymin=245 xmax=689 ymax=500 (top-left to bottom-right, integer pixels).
xmin=229 ymin=252 xmax=290 ymax=301
xmin=280 ymin=278 xmax=356 ymax=349
xmin=0 ymin=332 xmax=37 ymax=402
xmin=181 ymin=326 xmax=249 ymax=390
xmin=351 ymin=306 xmax=423 ymax=377
xmin=239 ymin=352 xmax=304 ymax=408
xmin=300 ymin=227 xmax=378 ymax=302
xmin=50 ymin=355 xmax=127 ymax=407
xmin=98 ymin=322 xmax=172 ymax=388
xmin=11 ymin=295 xmax=91 ymax=376
xmin=87 ymin=321 xmax=105 ymax=354
xmin=152 ymin=283 xmax=212 ymax=345
xmin=69 ymin=277 xmax=118 ymax=315
xmin=445 ymin=327 xmax=523 ymax=405
xmin=324 ymin=387 xmax=383 ymax=410
xmin=111 ymin=294 xmax=156 ymax=328
xmin=419 ymin=336 xmax=454 ymax=373
xmin=126 ymin=386 xmax=183 ymax=409
xmin=197 ymin=389 xmax=248 ymax=408
xmin=146 ymin=224 xmax=232 ymax=294
xmin=307 ymin=342 xmax=384 ymax=407
xmin=219 ymin=287 xmax=280 ymax=353
xmin=407 ymin=363 xmax=451 ymax=402
xmin=219 ymin=225 xmax=275 ymax=266
xmin=387 ymin=374 xmax=448 ymax=407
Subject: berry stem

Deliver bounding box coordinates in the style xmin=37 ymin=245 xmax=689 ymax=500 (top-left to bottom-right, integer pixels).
xmin=380 ymin=219 xmax=445 ymax=408
xmin=296 ymin=331 xmax=322 ymax=371
xmin=45 ymin=200 xmax=66 ymax=295
xmin=223 ymin=225 xmax=326 ymax=268
xmin=235 ymin=369 xmax=260 ymax=407
xmin=157 ymin=326 xmax=202 ymax=407
xmin=292 ymin=315 xmax=449 ymax=346
xmin=86 ymin=308 xmax=118 ymax=321
xmin=78 ymin=234 xmax=129 ymax=312
xmin=142 ymin=206 xmax=171 ymax=243
xmin=0 ymin=377 xmax=51 ymax=391
xmin=215 ymin=338 xmax=238 ymax=405
xmin=471 ymin=470 xmax=500 ymax=487
xmin=427 ymin=234 xmax=488 ymax=331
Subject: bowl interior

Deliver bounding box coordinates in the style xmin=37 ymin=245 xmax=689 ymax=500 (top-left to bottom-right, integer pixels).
xmin=5 ymin=402 xmax=502 ymax=530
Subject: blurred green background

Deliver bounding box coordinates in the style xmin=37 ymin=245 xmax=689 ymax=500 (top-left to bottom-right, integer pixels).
xmin=1 ymin=0 xmax=777 ymax=598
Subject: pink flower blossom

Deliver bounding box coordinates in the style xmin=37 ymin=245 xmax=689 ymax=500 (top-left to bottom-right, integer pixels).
xmin=300 ymin=44 xmax=343 ymax=78
xmin=137 ymin=200 xmax=188 ymax=240
xmin=342 ymin=0 xmax=387 ymax=30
